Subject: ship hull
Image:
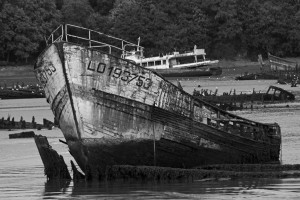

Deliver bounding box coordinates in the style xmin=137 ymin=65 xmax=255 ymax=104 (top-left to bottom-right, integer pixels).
xmin=35 ymin=42 xmax=281 ymax=179
xmin=154 ymin=66 xmax=222 ymax=77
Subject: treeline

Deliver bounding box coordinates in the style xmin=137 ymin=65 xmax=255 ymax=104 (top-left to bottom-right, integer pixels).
xmin=0 ymin=0 xmax=299 ymax=63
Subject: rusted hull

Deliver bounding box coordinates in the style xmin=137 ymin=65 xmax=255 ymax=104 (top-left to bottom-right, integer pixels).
xmin=68 ymin=138 xmax=266 ymax=179
xmin=66 ymin=97 xmax=280 ymax=178
xmin=35 ymin=42 xmax=281 ymax=179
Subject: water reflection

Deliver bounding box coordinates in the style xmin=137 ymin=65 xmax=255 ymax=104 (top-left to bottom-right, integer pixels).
xmin=43 ymin=180 xmax=71 ymax=198
xmin=42 ymin=178 xmax=295 ymax=199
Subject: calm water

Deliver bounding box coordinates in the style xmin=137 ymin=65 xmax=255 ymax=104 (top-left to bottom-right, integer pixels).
xmin=1 ymin=94 xmax=300 ymax=199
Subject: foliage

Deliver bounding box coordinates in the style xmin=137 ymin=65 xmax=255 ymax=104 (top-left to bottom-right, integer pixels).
xmin=61 ymin=0 xmax=93 ymax=27
xmin=0 ymin=0 xmax=61 ymax=62
xmin=88 ymin=0 xmax=116 ymax=15
xmin=0 ymin=0 xmax=299 ymax=62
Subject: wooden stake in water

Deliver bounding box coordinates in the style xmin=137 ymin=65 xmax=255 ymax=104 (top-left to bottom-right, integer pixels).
xmin=34 ymin=135 xmax=71 ymax=180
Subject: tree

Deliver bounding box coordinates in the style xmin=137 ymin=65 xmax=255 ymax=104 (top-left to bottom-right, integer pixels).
xmin=88 ymin=0 xmax=115 ymax=15
xmin=238 ymin=0 xmax=300 ymax=58
xmin=61 ymin=0 xmax=93 ymax=27
xmin=0 ymin=0 xmax=61 ymax=62
xmin=0 ymin=3 xmax=29 ymax=62
xmin=109 ymin=0 xmax=211 ymax=56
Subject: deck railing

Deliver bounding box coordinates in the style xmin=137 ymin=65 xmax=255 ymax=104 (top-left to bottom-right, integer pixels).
xmin=46 ymin=24 xmax=143 ymax=57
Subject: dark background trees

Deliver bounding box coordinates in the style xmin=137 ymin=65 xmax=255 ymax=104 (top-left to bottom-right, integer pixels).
xmin=0 ymin=0 xmax=299 ymax=64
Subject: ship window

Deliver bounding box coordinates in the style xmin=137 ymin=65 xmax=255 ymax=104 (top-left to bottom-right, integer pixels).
xmin=142 ymin=62 xmax=147 ymax=67
xmin=155 ymin=60 xmax=161 ymax=66
xmin=148 ymin=61 xmax=154 ymax=66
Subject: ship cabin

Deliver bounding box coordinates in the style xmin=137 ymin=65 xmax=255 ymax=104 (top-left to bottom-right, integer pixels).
xmin=124 ymin=47 xmax=211 ymax=70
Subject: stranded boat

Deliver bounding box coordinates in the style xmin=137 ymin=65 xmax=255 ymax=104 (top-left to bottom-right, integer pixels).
xmin=123 ymin=45 xmax=222 ymax=77
xmin=236 ymin=53 xmax=300 ymax=82
xmin=268 ymin=53 xmax=299 ymax=71
xmin=35 ymin=24 xmax=281 ymax=179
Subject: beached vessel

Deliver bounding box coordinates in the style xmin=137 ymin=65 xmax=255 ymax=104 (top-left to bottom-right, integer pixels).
xmin=268 ymin=53 xmax=299 ymax=71
xmin=123 ymin=45 xmax=222 ymax=77
xmin=235 ymin=54 xmax=299 ymax=82
xmin=35 ymin=24 xmax=281 ymax=179
xmin=193 ymin=86 xmax=295 ymax=111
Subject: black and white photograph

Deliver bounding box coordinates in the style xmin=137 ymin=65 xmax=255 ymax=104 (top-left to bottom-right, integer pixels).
xmin=0 ymin=0 xmax=300 ymax=199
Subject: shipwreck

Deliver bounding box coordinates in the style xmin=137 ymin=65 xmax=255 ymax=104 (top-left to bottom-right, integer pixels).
xmin=34 ymin=24 xmax=282 ymax=180
xmin=235 ymin=53 xmax=300 ymax=85
xmin=193 ymin=86 xmax=295 ymax=110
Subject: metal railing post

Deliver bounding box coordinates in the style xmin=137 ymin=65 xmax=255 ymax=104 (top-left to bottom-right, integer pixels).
xmin=89 ymin=30 xmax=91 ymax=48
xmin=65 ymin=24 xmax=68 ymax=42
xmin=61 ymin=25 xmax=63 ymax=41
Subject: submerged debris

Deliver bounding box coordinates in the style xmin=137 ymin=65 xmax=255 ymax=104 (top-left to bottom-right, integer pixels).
xmin=0 ymin=116 xmax=57 ymax=130
xmin=9 ymin=131 xmax=35 ymax=139
xmin=193 ymin=85 xmax=295 ymax=110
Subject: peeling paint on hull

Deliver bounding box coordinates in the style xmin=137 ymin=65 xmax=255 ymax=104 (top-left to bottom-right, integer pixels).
xmin=35 ymin=42 xmax=281 ymax=179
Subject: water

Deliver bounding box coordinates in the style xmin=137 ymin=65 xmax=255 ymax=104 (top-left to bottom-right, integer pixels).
xmin=1 ymin=93 xmax=300 ymax=199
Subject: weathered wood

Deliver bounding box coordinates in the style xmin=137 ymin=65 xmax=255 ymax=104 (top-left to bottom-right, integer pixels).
xmin=34 ymin=24 xmax=282 ymax=181
xmin=193 ymin=85 xmax=295 ymax=111
xmin=34 ymin=135 xmax=71 ymax=180
xmin=236 ymin=54 xmax=300 ymax=84
xmin=0 ymin=116 xmax=56 ymax=130
xmin=43 ymin=118 xmax=55 ymax=130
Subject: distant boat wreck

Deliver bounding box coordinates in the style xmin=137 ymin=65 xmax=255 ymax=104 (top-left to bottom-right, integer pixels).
xmin=123 ymin=45 xmax=222 ymax=77
xmin=268 ymin=53 xmax=299 ymax=71
xmin=0 ymin=84 xmax=45 ymax=99
xmin=236 ymin=53 xmax=299 ymax=85
xmin=35 ymin=24 xmax=282 ymax=180
xmin=193 ymin=85 xmax=295 ymax=111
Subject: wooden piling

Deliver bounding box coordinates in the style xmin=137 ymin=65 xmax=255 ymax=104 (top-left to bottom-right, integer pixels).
xmin=34 ymin=135 xmax=71 ymax=180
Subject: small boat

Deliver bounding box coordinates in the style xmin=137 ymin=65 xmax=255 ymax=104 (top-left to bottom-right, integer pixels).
xmin=123 ymin=45 xmax=222 ymax=77
xmin=35 ymin=24 xmax=281 ymax=179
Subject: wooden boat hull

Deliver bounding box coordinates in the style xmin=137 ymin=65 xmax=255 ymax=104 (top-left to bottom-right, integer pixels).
xmin=35 ymin=42 xmax=281 ymax=179
xmin=268 ymin=53 xmax=298 ymax=71
xmin=154 ymin=66 xmax=222 ymax=77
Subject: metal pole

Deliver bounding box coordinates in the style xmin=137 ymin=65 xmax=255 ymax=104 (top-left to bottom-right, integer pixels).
xmin=152 ymin=102 xmax=156 ymax=166
xmin=65 ymin=24 xmax=68 ymax=42
xmin=153 ymin=121 xmax=156 ymax=166
xmin=61 ymin=25 xmax=63 ymax=41
xmin=89 ymin=30 xmax=91 ymax=48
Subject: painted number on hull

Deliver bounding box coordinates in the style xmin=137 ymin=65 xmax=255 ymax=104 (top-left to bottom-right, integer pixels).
xmin=36 ymin=64 xmax=56 ymax=86
xmin=87 ymin=61 xmax=152 ymax=89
